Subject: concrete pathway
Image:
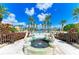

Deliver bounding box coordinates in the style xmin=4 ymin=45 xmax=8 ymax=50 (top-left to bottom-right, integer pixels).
xmin=0 ymin=39 xmax=25 ymax=55
xmin=0 ymin=39 xmax=79 ymax=55
xmin=54 ymin=39 xmax=79 ymax=55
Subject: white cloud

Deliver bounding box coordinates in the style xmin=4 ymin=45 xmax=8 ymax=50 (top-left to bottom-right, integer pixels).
xmin=36 ymin=3 xmax=53 ymax=11
xmin=13 ymin=22 xmax=26 ymax=26
xmin=2 ymin=13 xmax=18 ymax=24
xmin=25 ymin=7 xmax=34 ymax=16
xmin=2 ymin=19 xmax=11 ymax=24
xmin=37 ymin=13 xmax=50 ymax=21
xmin=2 ymin=13 xmax=26 ymax=26
xmin=9 ymin=13 xmax=16 ymax=17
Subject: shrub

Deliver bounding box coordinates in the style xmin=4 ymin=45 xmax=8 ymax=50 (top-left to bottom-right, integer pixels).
xmin=77 ymin=29 xmax=79 ymax=33
xmin=63 ymin=24 xmax=76 ymax=31
xmin=9 ymin=27 xmax=17 ymax=32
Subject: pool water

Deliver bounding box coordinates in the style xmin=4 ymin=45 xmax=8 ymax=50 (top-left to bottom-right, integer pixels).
xmin=31 ymin=38 xmax=50 ymax=48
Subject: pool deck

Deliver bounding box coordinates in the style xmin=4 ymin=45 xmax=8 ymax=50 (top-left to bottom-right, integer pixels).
xmin=0 ymin=38 xmax=79 ymax=55
xmin=54 ymin=39 xmax=79 ymax=55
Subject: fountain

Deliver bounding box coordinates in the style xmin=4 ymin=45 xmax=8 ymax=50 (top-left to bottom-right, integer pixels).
xmin=23 ymin=32 xmax=55 ymax=55
xmin=31 ymin=38 xmax=50 ymax=48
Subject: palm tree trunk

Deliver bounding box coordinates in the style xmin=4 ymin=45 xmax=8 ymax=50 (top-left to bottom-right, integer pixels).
xmin=0 ymin=18 xmax=2 ymax=23
xmin=61 ymin=24 xmax=64 ymax=31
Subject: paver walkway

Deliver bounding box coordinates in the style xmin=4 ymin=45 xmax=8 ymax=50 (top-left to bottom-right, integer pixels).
xmin=0 ymin=39 xmax=79 ymax=55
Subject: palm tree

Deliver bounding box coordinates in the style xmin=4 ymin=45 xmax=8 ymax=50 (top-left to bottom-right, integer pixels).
xmin=34 ymin=24 xmax=37 ymax=31
xmin=73 ymin=8 xmax=79 ymax=22
xmin=42 ymin=21 xmax=46 ymax=30
xmin=44 ymin=15 xmax=51 ymax=32
xmin=0 ymin=4 xmax=8 ymax=23
xmin=60 ymin=19 xmax=67 ymax=31
xmin=28 ymin=16 xmax=35 ymax=31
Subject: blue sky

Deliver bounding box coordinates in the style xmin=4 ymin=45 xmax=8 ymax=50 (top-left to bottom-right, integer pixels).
xmin=1 ymin=3 xmax=79 ymax=28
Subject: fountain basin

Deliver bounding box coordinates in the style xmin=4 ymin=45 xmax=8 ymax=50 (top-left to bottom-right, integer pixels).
xmin=23 ymin=33 xmax=54 ymax=55
xmin=31 ymin=38 xmax=50 ymax=48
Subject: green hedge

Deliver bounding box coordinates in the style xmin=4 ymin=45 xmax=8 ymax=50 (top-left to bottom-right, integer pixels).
xmin=63 ymin=24 xmax=76 ymax=31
